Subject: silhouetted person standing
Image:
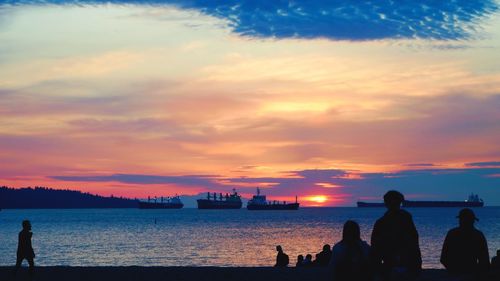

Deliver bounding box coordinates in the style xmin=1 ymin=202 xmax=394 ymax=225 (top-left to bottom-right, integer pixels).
xmin=275 ymin=245 xmax=289 ymax=267
xmin=371 ymin=191 xmax=422 ymax=280
xmin=14 ymin=220 xmax=35 ymax=279
xmin=330 ymin=220 xmax=371 ymax=281
xmin=316 ymin=244 xmax=332 ymax=266
xmin=440 ymin=208 xmax=489 ymax=277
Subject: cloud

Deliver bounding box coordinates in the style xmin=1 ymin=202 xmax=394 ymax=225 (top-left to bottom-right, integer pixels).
xmin=49 ymin=166 xmax=500 ymax=206
xmin=466 ymin=161 xmax=500 ymax=167
xmin=404 ymin=163 xmax=436 ymax=167
xmin=50 ymin=173 xmax=224 ymax=188
xmin=2 ymin=0 xmax=497 ymax=40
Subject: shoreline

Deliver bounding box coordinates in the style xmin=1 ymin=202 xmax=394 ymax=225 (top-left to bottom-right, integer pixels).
xmin=0 ymin=267 xmax=480 ymax=281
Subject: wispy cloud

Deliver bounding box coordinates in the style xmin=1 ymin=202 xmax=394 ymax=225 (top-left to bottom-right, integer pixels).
xmin=1 ymin=0 xmax=497 ymax=40
xmin=404 ymin=163 xmax=437 ymax=167
xmin=466 ymin=161 xmax=500 ymax=167
xmin=48 ymin=165 xmax=500 ymax=206
xmin=50 ymin=174 xmax=224 ymax=188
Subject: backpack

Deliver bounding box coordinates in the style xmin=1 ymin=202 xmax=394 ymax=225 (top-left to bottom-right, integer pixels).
xmin=283 ymin=254 xmax=289 ymax=266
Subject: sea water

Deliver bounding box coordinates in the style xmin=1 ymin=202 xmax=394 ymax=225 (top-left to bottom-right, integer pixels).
xmin=1 ymin=207 xmax=499 ymax=268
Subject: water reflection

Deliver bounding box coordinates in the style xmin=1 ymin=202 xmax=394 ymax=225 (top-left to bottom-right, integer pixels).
xmin=0 ymin=208 xmax=499 ymax=268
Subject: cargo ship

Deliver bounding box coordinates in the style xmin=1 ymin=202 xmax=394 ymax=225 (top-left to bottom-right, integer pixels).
xmin=357 ymin=193 xmax=484 ymax=208
xmin=138 ymin=196 xmax=184 ymax=209
xmin=247 ymin=188 xmax=299 ymax=210
xmin=197 ymin=189 xmax=242 ymax=209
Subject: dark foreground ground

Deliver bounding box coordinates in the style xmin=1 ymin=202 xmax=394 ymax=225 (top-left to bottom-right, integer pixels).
xmin=0 ymin=267 xmax=497 ymax=281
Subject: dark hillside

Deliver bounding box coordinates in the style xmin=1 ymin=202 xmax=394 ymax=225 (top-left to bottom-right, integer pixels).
xmin=0 ymin=186 xmax=138 ymax=208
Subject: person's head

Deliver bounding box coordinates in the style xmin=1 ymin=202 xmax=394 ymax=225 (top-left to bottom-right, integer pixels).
xmin=22 ymin=220 xmax=31 ymax=231
xmin=297 ymin=255 xmax=304 ymax=262
xmin=342 ymin=220 xmax=361 ymax=243
xmin=322 ymin=244 xmax=331 ymax=252
xmin=305 ymin=254 xmax=312 ymax=261
xmin=383 ymin=190 xmax=404 ymax=210
xmin=276 ymin=245 xmax=283 ymax=252
xmin=457 ymin=208 xmax=478 ymax=228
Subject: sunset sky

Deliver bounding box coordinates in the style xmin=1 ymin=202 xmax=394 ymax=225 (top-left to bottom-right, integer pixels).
xmin=1 ymin=0 xmax=500 ymax=206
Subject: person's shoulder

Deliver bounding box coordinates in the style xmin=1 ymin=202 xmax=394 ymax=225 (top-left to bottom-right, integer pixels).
xmin=332 ymin=241 xmax=346 ymax=252
xmin=472 ymin=228 xmax=486 ymax=238
xmin=446 ymin=227 xmax=461 ymax=236
xmin=399 ymin=209 xmax=413 ymax=218
xmin=374 ymin=215 xmax=386 ymax=225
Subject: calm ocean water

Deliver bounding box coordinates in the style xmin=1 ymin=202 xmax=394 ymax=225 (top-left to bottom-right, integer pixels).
xmin=0 ymin=207 xmax=499 ymax=268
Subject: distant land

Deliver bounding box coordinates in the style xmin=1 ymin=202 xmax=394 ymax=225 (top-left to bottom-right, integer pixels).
xmin=0 ymin=186 xmax=139 ymax=209
xmin=0 ymin=186 xmax=253 ymax=209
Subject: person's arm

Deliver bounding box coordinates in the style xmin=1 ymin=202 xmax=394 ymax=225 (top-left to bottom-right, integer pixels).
xmin=478 ymin=232 xmax=490 ymax=271
xmin=329 ymin=245 xmax=340 ymax=279
xmin=370 ymin=221 xmax=382 ymax=272
xmin=29 ymin=232 xmax=35 ymax=258
xmin=440 ymin=232 xmax=450 ymax=270
xmin=408 ymin=214 xmax=422 ymax=273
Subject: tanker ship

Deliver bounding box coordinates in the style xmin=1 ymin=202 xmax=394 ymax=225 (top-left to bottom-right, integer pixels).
xmin=138 ymin=196 xmax=184 ymax=209
xmin=197 ymin=189 xmax=242 ymax=209
xmin=247 ymin=188 xmax=299 ymax=210
xmin=357 ymin=193 xmax=484 ymax=208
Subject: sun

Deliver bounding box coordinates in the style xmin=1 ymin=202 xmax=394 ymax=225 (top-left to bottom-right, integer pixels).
xmin=307 ymin=195 xmax=328 ymax=204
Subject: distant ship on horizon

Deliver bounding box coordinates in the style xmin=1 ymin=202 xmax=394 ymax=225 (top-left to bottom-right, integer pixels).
xmin=138 ymin=196 xmax=184 ymax=209
xmin=247 ymin=187 xmax=299 ymax=210
xmin=197 ymin=189 xmax=242 ymax=209
xmin=357 ymin=193 xmax=484 ymax=208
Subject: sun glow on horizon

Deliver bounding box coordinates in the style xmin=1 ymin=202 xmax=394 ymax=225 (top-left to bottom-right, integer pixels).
xmin=306 ymin=195 xmax=329 ymax=206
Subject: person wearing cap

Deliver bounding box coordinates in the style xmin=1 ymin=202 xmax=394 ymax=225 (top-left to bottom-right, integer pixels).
xmin=14 ymin=220 xmax=35 ymax=279
xmin=440 ymin=208 xmax=490 ymax=276
xmin=370 ymin=190 xmax=422 ymax=280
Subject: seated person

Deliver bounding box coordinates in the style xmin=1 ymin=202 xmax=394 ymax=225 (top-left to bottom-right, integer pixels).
xmin=491 ymin=250 xmax=500 ymax=272
xmin=330 ymin=220 xmax=371 ymax=281
xmin=441 ymin=208 xmax=490 ymax=275
xmin=274 ymin=245 xmax=289 ymax=267
xmin=296 ymin=255 xmax=304 ymax=267
xmin=303 ymin=254 xmax=313 ymax=267
xmin=315 ymin=244 xmax=332 ymax=266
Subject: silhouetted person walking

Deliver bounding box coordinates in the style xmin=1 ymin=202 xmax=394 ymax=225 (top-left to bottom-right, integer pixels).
xmin=330 ymin=220 xmax=371 ymax=281
xmin=275 ymin=245 xmax=289 ymax=267
xmin=14 ymin=220 xmax=35 ymax=280
xmin=441 ymin=208 xmax=489 ymax=277
xmin=315 ymin=244 xmax=332 ymax=266
xmin=371 ymin=191 xmax=422 ymax=280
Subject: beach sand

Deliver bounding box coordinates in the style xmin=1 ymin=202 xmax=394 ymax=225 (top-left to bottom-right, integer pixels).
xmin=1 ymin=266 xmax=489 ymax=281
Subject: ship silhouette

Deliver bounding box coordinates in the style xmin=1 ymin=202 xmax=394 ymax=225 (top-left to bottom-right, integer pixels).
xmin=197 ymin=189 xmax=242 ymax=209
xmin=357 ymin=193 xmax=484 ymax=208
xmin=139 ymin=196 xmax=184 ymax=209
xmin=247 ymin=188 xmax=299 ymax=210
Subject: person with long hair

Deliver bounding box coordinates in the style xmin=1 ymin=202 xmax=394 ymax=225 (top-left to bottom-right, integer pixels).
xmin=329 ymin=220 xmax=371 ymax=281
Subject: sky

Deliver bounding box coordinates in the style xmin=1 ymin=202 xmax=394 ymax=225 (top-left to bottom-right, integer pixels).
xmin=1 ymin=0 xmax=500 ymax=206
